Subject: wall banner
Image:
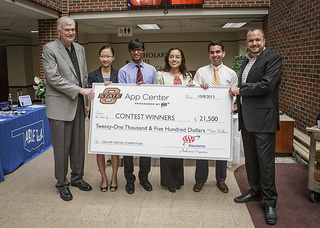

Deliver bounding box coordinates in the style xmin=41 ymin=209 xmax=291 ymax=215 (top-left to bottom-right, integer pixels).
xmin=88 ymin=83 xmax=234 ymax=160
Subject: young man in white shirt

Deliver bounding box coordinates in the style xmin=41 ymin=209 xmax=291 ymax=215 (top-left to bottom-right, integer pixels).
xmin=193 ymin=40 xmax=238 ymax=193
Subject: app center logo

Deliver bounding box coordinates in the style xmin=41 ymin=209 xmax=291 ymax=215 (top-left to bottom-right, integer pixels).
xmin=98 ymin=88 xmax=122 ymax=104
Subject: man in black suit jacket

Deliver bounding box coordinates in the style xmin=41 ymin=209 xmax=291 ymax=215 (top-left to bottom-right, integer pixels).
xmin=229 ymin=28 xmax=282 ymax=225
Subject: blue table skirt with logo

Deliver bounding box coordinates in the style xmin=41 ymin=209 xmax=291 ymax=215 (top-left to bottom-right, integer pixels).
xmin=0 ymin=105 xmax=52 ymax=181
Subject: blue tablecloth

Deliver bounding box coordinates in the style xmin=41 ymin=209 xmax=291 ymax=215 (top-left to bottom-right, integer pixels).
xmin=0 ymin=105 xmax=52 ymax=181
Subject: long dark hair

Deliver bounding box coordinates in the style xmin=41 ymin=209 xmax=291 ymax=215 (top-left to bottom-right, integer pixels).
xmin=163 ymin=47 xmax=189 ymax=78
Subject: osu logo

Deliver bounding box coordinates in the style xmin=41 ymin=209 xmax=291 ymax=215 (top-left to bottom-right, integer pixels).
xmin=98 ymin=88 xmax=122 ymax=104
xmin=182 ymin=135 xmax=200 ymax=145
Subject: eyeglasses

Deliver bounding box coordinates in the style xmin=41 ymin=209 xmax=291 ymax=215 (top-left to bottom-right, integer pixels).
xmin=130 ymin=48 xmax=143 ymax=53
xmin=99 ymin=55 xmax=114 ymax=59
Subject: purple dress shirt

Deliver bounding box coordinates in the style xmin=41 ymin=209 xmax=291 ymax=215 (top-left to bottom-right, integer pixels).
xmin=118 ymin=60 xmax=156 ymax=84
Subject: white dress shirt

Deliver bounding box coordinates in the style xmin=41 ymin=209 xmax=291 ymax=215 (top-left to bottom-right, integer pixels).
xmin=193 ymin=63 xmax=238 ymax=87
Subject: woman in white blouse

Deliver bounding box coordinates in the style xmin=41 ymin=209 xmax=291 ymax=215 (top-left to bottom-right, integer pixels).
xmin=156 ymin=47 xmax=192 ymax=192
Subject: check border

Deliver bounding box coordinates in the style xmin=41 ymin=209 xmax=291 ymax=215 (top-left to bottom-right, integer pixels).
xmin=88 ymin=83 xmax=234 ymax=160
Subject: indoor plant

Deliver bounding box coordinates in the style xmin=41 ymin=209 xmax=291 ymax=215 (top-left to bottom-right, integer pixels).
xmin=33 ymin=76 xmax=46 ymax=103
xmin=232 ymin=46 xmax=247 ymax=77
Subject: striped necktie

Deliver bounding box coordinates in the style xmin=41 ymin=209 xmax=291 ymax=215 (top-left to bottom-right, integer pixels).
xmin=136 ymin=65 xmax=143 ymax=83
xmin=212 ymin=67 xmax=220 ymax=86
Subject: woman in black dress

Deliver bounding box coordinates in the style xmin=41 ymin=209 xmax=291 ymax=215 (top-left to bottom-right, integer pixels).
xmin=156 ymin=47 xmax=192 ymax=192
xmin=88 ymin=45 xmax=119 ymax=192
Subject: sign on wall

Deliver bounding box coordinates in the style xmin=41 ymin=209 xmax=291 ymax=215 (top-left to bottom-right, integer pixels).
xmin=118 ymin=27 xmax=133 ymax=37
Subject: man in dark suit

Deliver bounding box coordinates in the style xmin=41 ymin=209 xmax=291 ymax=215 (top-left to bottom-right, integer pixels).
xmin=42 ymin=16 xmax=95 ymax=201
xmin=229 ymin=28 xmax=282 ymax=225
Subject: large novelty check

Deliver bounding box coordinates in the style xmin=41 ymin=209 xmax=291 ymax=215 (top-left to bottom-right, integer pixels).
xmin=88 ymin=83 xmax=234 ymax=160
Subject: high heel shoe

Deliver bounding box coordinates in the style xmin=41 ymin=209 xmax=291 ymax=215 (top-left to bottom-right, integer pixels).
xmin=100 ymin=180 xmax=108 ymax=192
xmin=110 ymin=179 xmax=118 ymax=192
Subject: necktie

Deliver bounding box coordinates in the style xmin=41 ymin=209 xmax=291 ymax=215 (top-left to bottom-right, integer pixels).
xmin=212 ymin=67 xmax=220 ymax=86
xmin=136 ymin=65 xmax=143 ymax=83
xmin=173 ymin=76 xmax=182 ymax=85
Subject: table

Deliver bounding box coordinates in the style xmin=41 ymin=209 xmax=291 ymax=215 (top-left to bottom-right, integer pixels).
xmin=0 ymin=105 xmax=52 ymax=181
xmin=306 ymin=126 xmax=320 ymax=202
xmin=276 ymin=114 xmax=295 ymax=153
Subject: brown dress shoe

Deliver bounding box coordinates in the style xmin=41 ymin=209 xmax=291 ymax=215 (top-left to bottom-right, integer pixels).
xmin=193 ymin=182 xmax=204 ymax=192
xmin=217 ymin=182 xmax=229 ymax=193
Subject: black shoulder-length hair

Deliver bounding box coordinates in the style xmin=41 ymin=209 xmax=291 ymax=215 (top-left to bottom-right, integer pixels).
xmin=163 ymin=47 xmax=190 ymax=78
xmin=128 ymin=38 xmax=145 ymax=51
xmin=98 ymin=45 xmax=115 ymax=56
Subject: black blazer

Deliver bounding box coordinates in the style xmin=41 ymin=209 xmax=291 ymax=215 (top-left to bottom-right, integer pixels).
xmin=88 ymin=66 xmax=118 ymax=88
xmin=237 ymin=48 xmax=282 ymax=133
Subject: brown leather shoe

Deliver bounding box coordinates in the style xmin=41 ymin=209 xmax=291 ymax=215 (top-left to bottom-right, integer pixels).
xmin=217 ymin=182 xmax=229 ymax=193
xmin=193 ymin=182 xmax=204 ymax=192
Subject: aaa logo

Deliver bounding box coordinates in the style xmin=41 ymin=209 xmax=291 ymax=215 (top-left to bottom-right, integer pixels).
xmin=98 ymin=88 xmax=122 ymax=104
xmin=182 ymin=135 xmax=200 ymax=145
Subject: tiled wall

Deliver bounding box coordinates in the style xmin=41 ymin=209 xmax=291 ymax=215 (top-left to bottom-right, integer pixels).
xmin=31 ymin=0 xmax=271 ymax=13
xmin=38 ymin=20 xmax=58 ymax=79
xmin=61 ymin=0 xmax=270 ymax=13
xmin=31 ymin=0 xmax=63 ymax=11
xmin=68 ymin=0 xmax=128 ymax=12
xmin=265 ymin=0 xmax=320 ymax=133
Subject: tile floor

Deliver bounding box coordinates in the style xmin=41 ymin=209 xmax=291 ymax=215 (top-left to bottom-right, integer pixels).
xmin=0 ymin=119 xmax=296 ymax=228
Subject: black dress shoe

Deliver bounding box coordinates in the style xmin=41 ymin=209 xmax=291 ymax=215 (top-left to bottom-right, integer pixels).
xmin=265 ymin=206 xmax=278 ymax=225
xmin=140 ymin=180 xmax=153 ymax=191
xmin=71 ymin=180 xmax=92 ymax=191
xmin=168 ymin=186 xmax=176 ymax=193
xmin=234 ymin=192 xmax=263 ymax=203
xmin=140 ymin=181 xmax=152 ymax=191
xmin=126 ymin=182 xmax=135 ymax=194
xmin=59 ymin=187 xmax=73 ymax=201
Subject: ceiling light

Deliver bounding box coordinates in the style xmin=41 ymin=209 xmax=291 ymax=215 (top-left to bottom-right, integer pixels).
xmin=31 ymin=30 xmax=39 ymax=33
xmin=137 ymin=24 xmax=160 ymax=30
xmin=222 ymin=22 xmax=247 ymax=28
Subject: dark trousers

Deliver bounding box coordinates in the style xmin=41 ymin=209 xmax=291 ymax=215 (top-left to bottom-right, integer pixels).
xmin=160 ymin=158 xmax=184 ymax=188
xmin=49 ymin=98 xmax=85 ymax=191
xmin=123 ymin=156 xmax=151 ymax=183
xmin=195 ymin=159 xmax=227 ymax=183
xmin=241 ymin=128 xmax=278 ymax=207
